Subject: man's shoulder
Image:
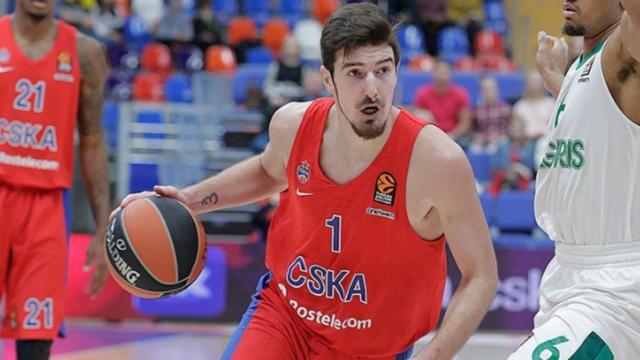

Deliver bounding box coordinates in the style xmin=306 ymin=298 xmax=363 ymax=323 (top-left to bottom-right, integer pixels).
xmin=269 ymin=100 xmax=315 ymax=141
xmin=76 ymin=31 xmax=102 ymax=52
xmin=411 ymin=125 xmax=467 ymax=176
xmin=449 ymin=84 xmax=470 ymax=97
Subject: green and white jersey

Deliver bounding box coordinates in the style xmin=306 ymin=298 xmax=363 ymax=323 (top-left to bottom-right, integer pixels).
xmin=535 ymin=41 xmax=640 ymax=245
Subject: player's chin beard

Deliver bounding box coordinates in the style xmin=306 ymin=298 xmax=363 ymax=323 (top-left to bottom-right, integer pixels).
xmin=26 ymin=11 xmax=48 ymax=21
xmin=350 ymin=119 xmax=386 ymax=140
xmin=563 ymin=23 xmax=586 ymax=36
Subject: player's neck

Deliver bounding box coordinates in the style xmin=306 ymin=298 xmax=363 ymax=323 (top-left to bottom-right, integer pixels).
xmin=12 ymin=12 xmax=55 ymax=44
xmin=330 ymin=106 xmax=398 ymax=161
xmin=583 ymin=19 xmax=620 ymax=55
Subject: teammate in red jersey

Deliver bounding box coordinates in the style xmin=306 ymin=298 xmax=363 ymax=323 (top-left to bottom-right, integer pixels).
xmin=0 ymin=0 xmax=110 ymax=358
xmin=116 ymin=3 xmax=497 ymax=359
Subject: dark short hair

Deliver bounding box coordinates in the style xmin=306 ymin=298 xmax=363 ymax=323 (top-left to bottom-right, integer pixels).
xmin=320 ymin=3 xmax=401 ymax=75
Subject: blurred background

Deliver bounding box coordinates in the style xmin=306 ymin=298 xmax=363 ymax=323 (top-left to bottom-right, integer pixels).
xmin=0 ymin=0 xmax=583 ymax=358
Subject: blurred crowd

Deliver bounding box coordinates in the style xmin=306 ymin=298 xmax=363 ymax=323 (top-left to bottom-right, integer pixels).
xmin=57 ymin=0 xmax=560 ymax=195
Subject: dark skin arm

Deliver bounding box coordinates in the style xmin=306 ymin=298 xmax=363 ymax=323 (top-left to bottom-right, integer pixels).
xmin=77 ymin=33 xmax=110 ymax=298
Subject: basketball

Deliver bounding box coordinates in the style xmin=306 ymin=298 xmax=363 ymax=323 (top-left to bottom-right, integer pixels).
xmin=105 ymin=196 xmax=207 ymax=298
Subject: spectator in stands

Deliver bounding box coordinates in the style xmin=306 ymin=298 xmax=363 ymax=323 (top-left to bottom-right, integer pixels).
xmin=512 ymin=72 xmax=555 ymax=141
xmin=447 ymin=0 xmax=484 ymax=55
xmin=470 ymin=77 xmax=512 ymax=153
xmin=414 ymin=0 xmax=449 ymax=56
xmin=301 ymin=71 xmax=328 ymax=101
xmin=292 ymin=18 xmax=323 ymax=62
xmin=59 ymin=0 xmax=93 ymax=35
xmin=155 ymin=0 xmax=194 ymax=47
xmin=414 ymin=60 xmax=472 ymax=143
xmin=489 ymin=116 xmax=536 ymax=194
xmin=89 ymin=0 xmax=125 ymax=45
xmin=192 ymin=0 xmax=223 ymax=53
xmin=263 ymin=36 xmax=307 ymax=107
xmin=131 ymin=0 xmax=164 ymax=34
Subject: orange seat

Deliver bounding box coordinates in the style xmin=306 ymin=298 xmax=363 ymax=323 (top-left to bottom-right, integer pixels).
xmin=205 ymin=45 xmax=237 ymax=73
xmin=475 ymin=30 xmax=505 ymax=57
xmin=227 ymin=16 xmax=257 ymax=46
xmin=132 ymin=72 xmax=165 ymax=102
xmin=263 ymin=18 xmax=290 ymax=55
xmin=140 ymin=43 xmax=172 ymax=73
xmin=409 ymin=54 xmax=436 ymax=72
xmin=454 ymin=56 xmax=481 ymax=71
xmin=312 ymin=0 xmax=338 ymax=24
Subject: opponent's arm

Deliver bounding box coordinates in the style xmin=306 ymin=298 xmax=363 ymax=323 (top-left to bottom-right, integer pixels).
xmin=536 ymin=31 xmax=569 ymax=98
xmin=413 ymin=130 xmax=498 ymax=360
xmin=116 ymin=102 xmax=305 ymax=215
xmin=620 ymin=1 xmax=640 ymax=62
xmin=77 ymin=34 xmax=111 ymax=297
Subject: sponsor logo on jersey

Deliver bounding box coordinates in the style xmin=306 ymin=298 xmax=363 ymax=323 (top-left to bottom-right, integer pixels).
xmin=296 ymin=188 xmax=314 ymax=196
xmin=365 ymin=207 xmax=395 ymax=220
xmin=0 ymin=119 xmax=58 ymax=151
xmin=53 ymin=73 xmax=74 ymax=83
xmin=539 ymin=138 xmax=585 ymax=170
xmin=0 ymin=48 xmax=10 ymax=64
xmin=57 ymin=51 xmax=72 ymax=73
xmin=578 ymin=58 xmax=595 ymax=83
xmin=297 ymin=160 xmax=311 ymax=184
xmin=373 ymin=172 xmax=396 ymax=205
xmin=286 ymin=256 xmax=368 ymax=304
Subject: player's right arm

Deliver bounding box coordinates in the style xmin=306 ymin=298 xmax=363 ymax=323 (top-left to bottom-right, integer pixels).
xmin=536 ymin=31 xmax=569 ymax=98
xmin=620 ymin=0 xmax=640 ymax=62
xmin=113 ymin=102 xmax=309 ymax=216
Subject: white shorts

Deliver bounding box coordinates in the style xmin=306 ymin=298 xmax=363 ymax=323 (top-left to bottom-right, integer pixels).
xmin=509 ymin=242 xmax=640 ymax=359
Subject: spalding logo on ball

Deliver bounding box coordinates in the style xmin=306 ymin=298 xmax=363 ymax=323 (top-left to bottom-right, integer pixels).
xmin=105 ymin=196 xmax=207 ymax=298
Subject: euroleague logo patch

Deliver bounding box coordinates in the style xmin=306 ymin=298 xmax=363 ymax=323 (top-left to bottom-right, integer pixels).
xmin=57 ymin=51 xmax=72 ymax=72
xmin=297 ymin=160 xmax=311 ymax=184
xmin=374 ymin=172 xmax=396 ymax=206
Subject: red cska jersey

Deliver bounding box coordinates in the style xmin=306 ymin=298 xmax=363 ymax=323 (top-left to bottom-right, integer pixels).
xmin=0 ymin=16 xmax=81 ymax=189
xmin=265 ymin=98 xmax=447 ymax=356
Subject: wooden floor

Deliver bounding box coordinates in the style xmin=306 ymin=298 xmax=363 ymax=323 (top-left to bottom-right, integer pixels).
xmin=0 ymin=321 xmax=526 ymax=359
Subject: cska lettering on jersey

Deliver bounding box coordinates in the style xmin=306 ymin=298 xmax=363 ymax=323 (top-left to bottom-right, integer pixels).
xmin=286 ymin=256 xmax=368 ymax=304
xmin=0 ymin=118 xmax=58 ymax=151
xmin=539 ymin=138 xmax=585 ymax=170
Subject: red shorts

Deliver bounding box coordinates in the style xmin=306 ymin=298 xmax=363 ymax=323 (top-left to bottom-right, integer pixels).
xmin=222 ymin=273 xmax=414 ymax=360
xmin=0 ymin=184 xmax=69 ymax=339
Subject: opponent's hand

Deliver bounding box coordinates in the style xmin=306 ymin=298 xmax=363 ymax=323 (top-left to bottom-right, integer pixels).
xmin=109 ymin=185 xmax=189 ymax=220
xmin=536 ymin=31 xmax=569 ymax=78
xmin=84 ymin=226 xmax=108 ymax=299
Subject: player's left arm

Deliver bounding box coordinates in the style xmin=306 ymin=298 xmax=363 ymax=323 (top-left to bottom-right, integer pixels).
xmin=412 ymin=129 xmax=498 ymax=360
xmin=77 ymin=34 xmax=111 ymax=298
xmin=620 ymin=0 xmax=640 ymax=62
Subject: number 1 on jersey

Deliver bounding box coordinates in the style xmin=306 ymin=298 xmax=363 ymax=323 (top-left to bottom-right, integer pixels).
xmin=325 ymin=215 xmax=342 ymax=253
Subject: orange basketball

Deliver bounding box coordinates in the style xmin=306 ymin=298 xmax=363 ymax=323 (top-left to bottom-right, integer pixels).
xmin=105 ymin=196 xmax=207 ymax=298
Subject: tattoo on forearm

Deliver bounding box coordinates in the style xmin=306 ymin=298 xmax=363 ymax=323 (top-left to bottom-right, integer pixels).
xmin=201 ymin=192 xmax=219 ymax=207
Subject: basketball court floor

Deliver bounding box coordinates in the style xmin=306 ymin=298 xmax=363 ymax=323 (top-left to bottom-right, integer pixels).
xmin=0 ymin=320 xmax=526 ymax=359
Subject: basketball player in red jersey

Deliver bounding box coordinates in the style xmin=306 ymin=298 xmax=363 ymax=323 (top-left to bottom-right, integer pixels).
xmin=0 ymin=0 xmax=110 ymax=358
xmin=116 ymin=3 xmax=497 ymax=359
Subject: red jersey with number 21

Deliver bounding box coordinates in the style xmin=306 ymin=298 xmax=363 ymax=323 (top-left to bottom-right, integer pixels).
xmin=0 ymin=16 xmax=81 ymax=189
xmin=265 ymin=98 xmax=447 ymax=357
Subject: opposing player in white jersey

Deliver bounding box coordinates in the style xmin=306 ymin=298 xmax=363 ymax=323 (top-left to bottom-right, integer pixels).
xmin=509 ymin=0 xmax=640 ymax=359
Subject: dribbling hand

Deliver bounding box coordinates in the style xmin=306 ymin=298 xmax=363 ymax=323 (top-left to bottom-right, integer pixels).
xmin=109 ymin=185 xmax=189 ymax=221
